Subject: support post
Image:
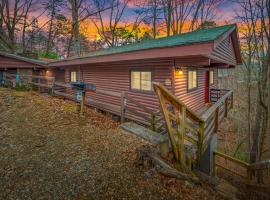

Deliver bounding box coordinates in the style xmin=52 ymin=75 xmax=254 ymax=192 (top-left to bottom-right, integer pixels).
xmin=212 ymin=152 xmax=216 ymax=176
xmin=38 ymin=78 xmax=41 ymax=93
xmin=51 ymin=77 xmax=55 ymax=95
xmin=267 ymin=162 xmax=270 ymax=195
xmin=80 ymin=91 xmax=85 ymax=115
xmin=120 ymin=92 xmax=126 ymax=123
xmin=224 ymin=98 xmax=228 ymax=117
xmin=178 ymin=107 xmax=186 ymax=168
xmin=246 ymin=167 xmax=252 ymax=199
xmin=215 ymin=107 xmax=219 ymax=132
xmin=197 ymin=122 xmax=205 ymax=165
xmin=231 ymin=92 xmax=233 ymax=109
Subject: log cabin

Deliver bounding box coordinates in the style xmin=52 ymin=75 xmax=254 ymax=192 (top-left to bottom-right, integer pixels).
xmin=0 ymin=51 xmax=47 ymax=81
xmin=47 ymin=24 xmax=241 ymax=124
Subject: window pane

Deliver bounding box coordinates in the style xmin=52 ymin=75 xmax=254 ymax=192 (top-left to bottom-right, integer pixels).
xmin=141 ymin=72 xmax=151 ymax=81
xmin=131 ymin=71 xmax=141 ymax=90
xmin=188 ymin=71 xmax=193 ymax=89
xmin=188 ymin=70 xmax=197 ymax=90
xmin=71 ymin=71 xmax=77 ymax=82
xmin=210 ymin=71 xmax=214 ymax=84
xmin=141 ymin=72 xmax=152 ymax=91
xmin=141 ymin=80 xmax=151 ymax=91
xmin=193 ymin=71 xmax=197 ymax=87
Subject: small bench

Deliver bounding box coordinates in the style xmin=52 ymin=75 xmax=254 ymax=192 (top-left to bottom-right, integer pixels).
xmin=120 ymin=122 xmax=169 ymax=157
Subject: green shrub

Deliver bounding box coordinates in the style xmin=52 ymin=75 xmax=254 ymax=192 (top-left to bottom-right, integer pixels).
xmin=39 ymin=51 xmax=59 ymax=59
xmin=15 ymin=82 xmax=32 ymax=91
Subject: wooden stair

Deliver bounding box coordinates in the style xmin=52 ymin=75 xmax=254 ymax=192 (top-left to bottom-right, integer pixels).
xmin=215 ymin=179 xmax=242 ymax=200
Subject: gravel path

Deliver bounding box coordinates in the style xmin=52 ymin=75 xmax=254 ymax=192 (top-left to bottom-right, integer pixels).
xmin=0 ymin=88 xmax=222 ymax=200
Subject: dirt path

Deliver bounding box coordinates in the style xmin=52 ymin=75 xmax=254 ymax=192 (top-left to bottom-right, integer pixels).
xmin=0 ymin=88 xmax=222 ymax=200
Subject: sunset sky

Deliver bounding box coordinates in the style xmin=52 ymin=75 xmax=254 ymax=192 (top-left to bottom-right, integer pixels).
xmin=31 ymin=0 xmax=240 ymax=40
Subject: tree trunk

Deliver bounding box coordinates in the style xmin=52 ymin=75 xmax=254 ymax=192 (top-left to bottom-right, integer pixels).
xmin=71 ymin=0 xmax=80 ymax=57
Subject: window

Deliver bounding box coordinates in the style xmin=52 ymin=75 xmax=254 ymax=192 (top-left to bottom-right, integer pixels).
xmin=131 ymin=71 xmax=152 ymax=92
xmin=209 ymin=70 xmax=214 ymax=84
xmin=70 ymin=71 xmax=77 ymax=82
xmin=187 ymin=69 xmax=197 ymax=91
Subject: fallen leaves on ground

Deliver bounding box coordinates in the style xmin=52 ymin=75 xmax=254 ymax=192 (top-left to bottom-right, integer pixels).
xmin=0 ymin=87 xmax=223 ymax=200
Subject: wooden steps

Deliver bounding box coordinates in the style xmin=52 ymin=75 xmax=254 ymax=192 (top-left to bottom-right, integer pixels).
xmin=120 ymin=122 xmax=170 ymax=157
xmin=215 ymin=179 xmax=241 ymax=200
xmin=120 ymin=122 xmax=168 ymax=145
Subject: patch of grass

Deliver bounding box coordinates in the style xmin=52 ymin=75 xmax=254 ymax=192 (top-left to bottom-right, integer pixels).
xmin=234 ymin=148 xmax=249 ymax=163
xmin=61 ymin=103 xmax=77 ymax=113
xmin=15 ymin=82 xmax=32 ymax=91
xmin=14 ymin=91 xmax=28 ymax=97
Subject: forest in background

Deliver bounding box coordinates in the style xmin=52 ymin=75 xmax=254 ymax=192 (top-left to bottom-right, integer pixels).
xmin=0 ymin=0 xmax=269 ymax=164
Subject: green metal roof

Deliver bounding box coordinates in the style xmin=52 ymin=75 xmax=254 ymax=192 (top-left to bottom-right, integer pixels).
xmin=0 ymin=51 xmax=48 ymax=66
xmin=56 ymin=24 xmax=236 ymax=62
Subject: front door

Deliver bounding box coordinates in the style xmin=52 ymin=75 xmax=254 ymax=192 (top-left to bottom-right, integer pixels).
xmin=205 ymin=71 xmax=210 ymax=103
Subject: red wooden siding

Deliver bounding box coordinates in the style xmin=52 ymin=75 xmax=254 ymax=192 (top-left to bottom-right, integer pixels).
xmin=62 ymin=58 xmax=219 ymax=118
xmin=174 ymin=67 xmax=218 ymax=112
xmin=64 ymin=60 xmax=174 ymax=115
xmin=211 ymin=36 xmax=237 ymax=66
xmin=0 ymin=55 xmax=39 ymax=68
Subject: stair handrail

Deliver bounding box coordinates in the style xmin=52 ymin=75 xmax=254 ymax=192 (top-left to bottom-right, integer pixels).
xmin=153 ymin=82 xmax=206 ymax=169
xmin=213 ymin=151 xmax=270 ymax=195
xmin=153 ymin=82 xmax=204 ymax=123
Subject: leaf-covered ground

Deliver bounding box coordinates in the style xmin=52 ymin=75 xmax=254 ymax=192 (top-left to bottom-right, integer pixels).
xmin=0 ymin=88 xmax=223 ymax=200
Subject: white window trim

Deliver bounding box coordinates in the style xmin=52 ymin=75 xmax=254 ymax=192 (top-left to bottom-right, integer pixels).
xmin=187 ymin=69 xmax=198 ymax=91
xmin=130 ymin=70 xmax=152 ymax=92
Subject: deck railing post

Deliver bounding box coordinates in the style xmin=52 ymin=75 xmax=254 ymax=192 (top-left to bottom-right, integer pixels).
xmin=178 ymin=107 xmax=186 ymax=168
xmin=197 ymin=121 xmax=205 ymax=166
xmin=120 ymin=92 xmax=126 ymax=123
xmin=215 ymin=107 xmax=219 ymax=132
xmin=38 ymin=78 xmax=41 ymax=93
xmin=51 ymin=77 xmax=55 ymax=96
xmin=267 ymin=161 xmax=270 ymax=195
xmin=231 ymin=92 xmax=233 ymax=109
xmin=212 ymin=152 xmax=216 ymax=176
xmin=224 ymin=98 xmax=228 ymax=117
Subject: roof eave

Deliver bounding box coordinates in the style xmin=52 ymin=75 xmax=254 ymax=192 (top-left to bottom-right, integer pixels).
xmin=0 ymin=52 xmax=48 ymax=67
xmin=49 ymin=41 xmax=214 ymax=67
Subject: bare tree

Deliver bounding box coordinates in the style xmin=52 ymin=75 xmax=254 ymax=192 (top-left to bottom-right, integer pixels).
xmin=0 ymin=0 xmax=33 ymax=51
xmin=91 ymin=0 xmax=130 ymax=47
xmin=171 ymin=0 xmax=195 ymax=34
xmin=235 ymin=0 xmax=270 ymax=162
xmin=70 ymin=0 xmax=81 ymax=57
xmin=190 ymin=0 xmax=223 ymax=31
xmin=161 ymin=0 xmax=173 ymax=36
xmin=135 ymin=0 xmax=162 ymax=39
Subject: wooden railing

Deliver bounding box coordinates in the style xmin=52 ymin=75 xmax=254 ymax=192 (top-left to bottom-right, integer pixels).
xmin=210 ymin=88 xmax=230 ymax=103
xmin=120 ymin=92 xmax=164 ymax=132
xmin=2 ymin=72 xmax=55 ymax=93
xmin=153 ymin=82 xmax=205 ymax=169
xmin=213 ymin=151 xmax=270 ymax=197
xmin=201 ymin=89 xmax=233 ymax=150
xmin=153 ymin=83 xmax=234 ymax=169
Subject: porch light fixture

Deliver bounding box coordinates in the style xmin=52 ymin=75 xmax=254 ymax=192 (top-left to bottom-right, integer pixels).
xmin=175 ymin=66 xmax=183 ymax=76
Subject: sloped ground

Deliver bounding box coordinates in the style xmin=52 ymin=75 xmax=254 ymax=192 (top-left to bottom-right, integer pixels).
xmin=0 ymin=87 xmax=223 ymax=200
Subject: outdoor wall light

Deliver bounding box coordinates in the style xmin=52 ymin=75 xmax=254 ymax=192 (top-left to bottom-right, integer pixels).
xmin=175 ymin=66 xmax=183 ymax=76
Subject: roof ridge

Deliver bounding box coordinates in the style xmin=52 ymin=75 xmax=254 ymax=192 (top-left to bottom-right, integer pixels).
xmin=48 ymin=24 xmax=237 ymax=65
xmin=81 ymin=24 xmax=236 ymax=57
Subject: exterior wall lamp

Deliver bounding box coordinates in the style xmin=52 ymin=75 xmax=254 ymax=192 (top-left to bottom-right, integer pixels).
xmin=175 ymin=66 xmax=183 ymax=76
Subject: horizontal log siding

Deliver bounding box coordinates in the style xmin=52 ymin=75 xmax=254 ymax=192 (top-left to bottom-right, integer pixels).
xmin=174 ymin=67 xmax=218 ymax=112
xmin=0 ymin=55 xmax=38 ymax=68
xmin=80 ymin=60 xmax=174 ymax=115
xmin=211 ymin=37 xmax=237 ymax=65
xmin=62 ymin=58 xmax=218 ymax=122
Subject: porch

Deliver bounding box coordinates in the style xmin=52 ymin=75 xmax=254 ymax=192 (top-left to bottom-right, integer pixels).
xmin=1 ymin=72 xmax=233 ymax=132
